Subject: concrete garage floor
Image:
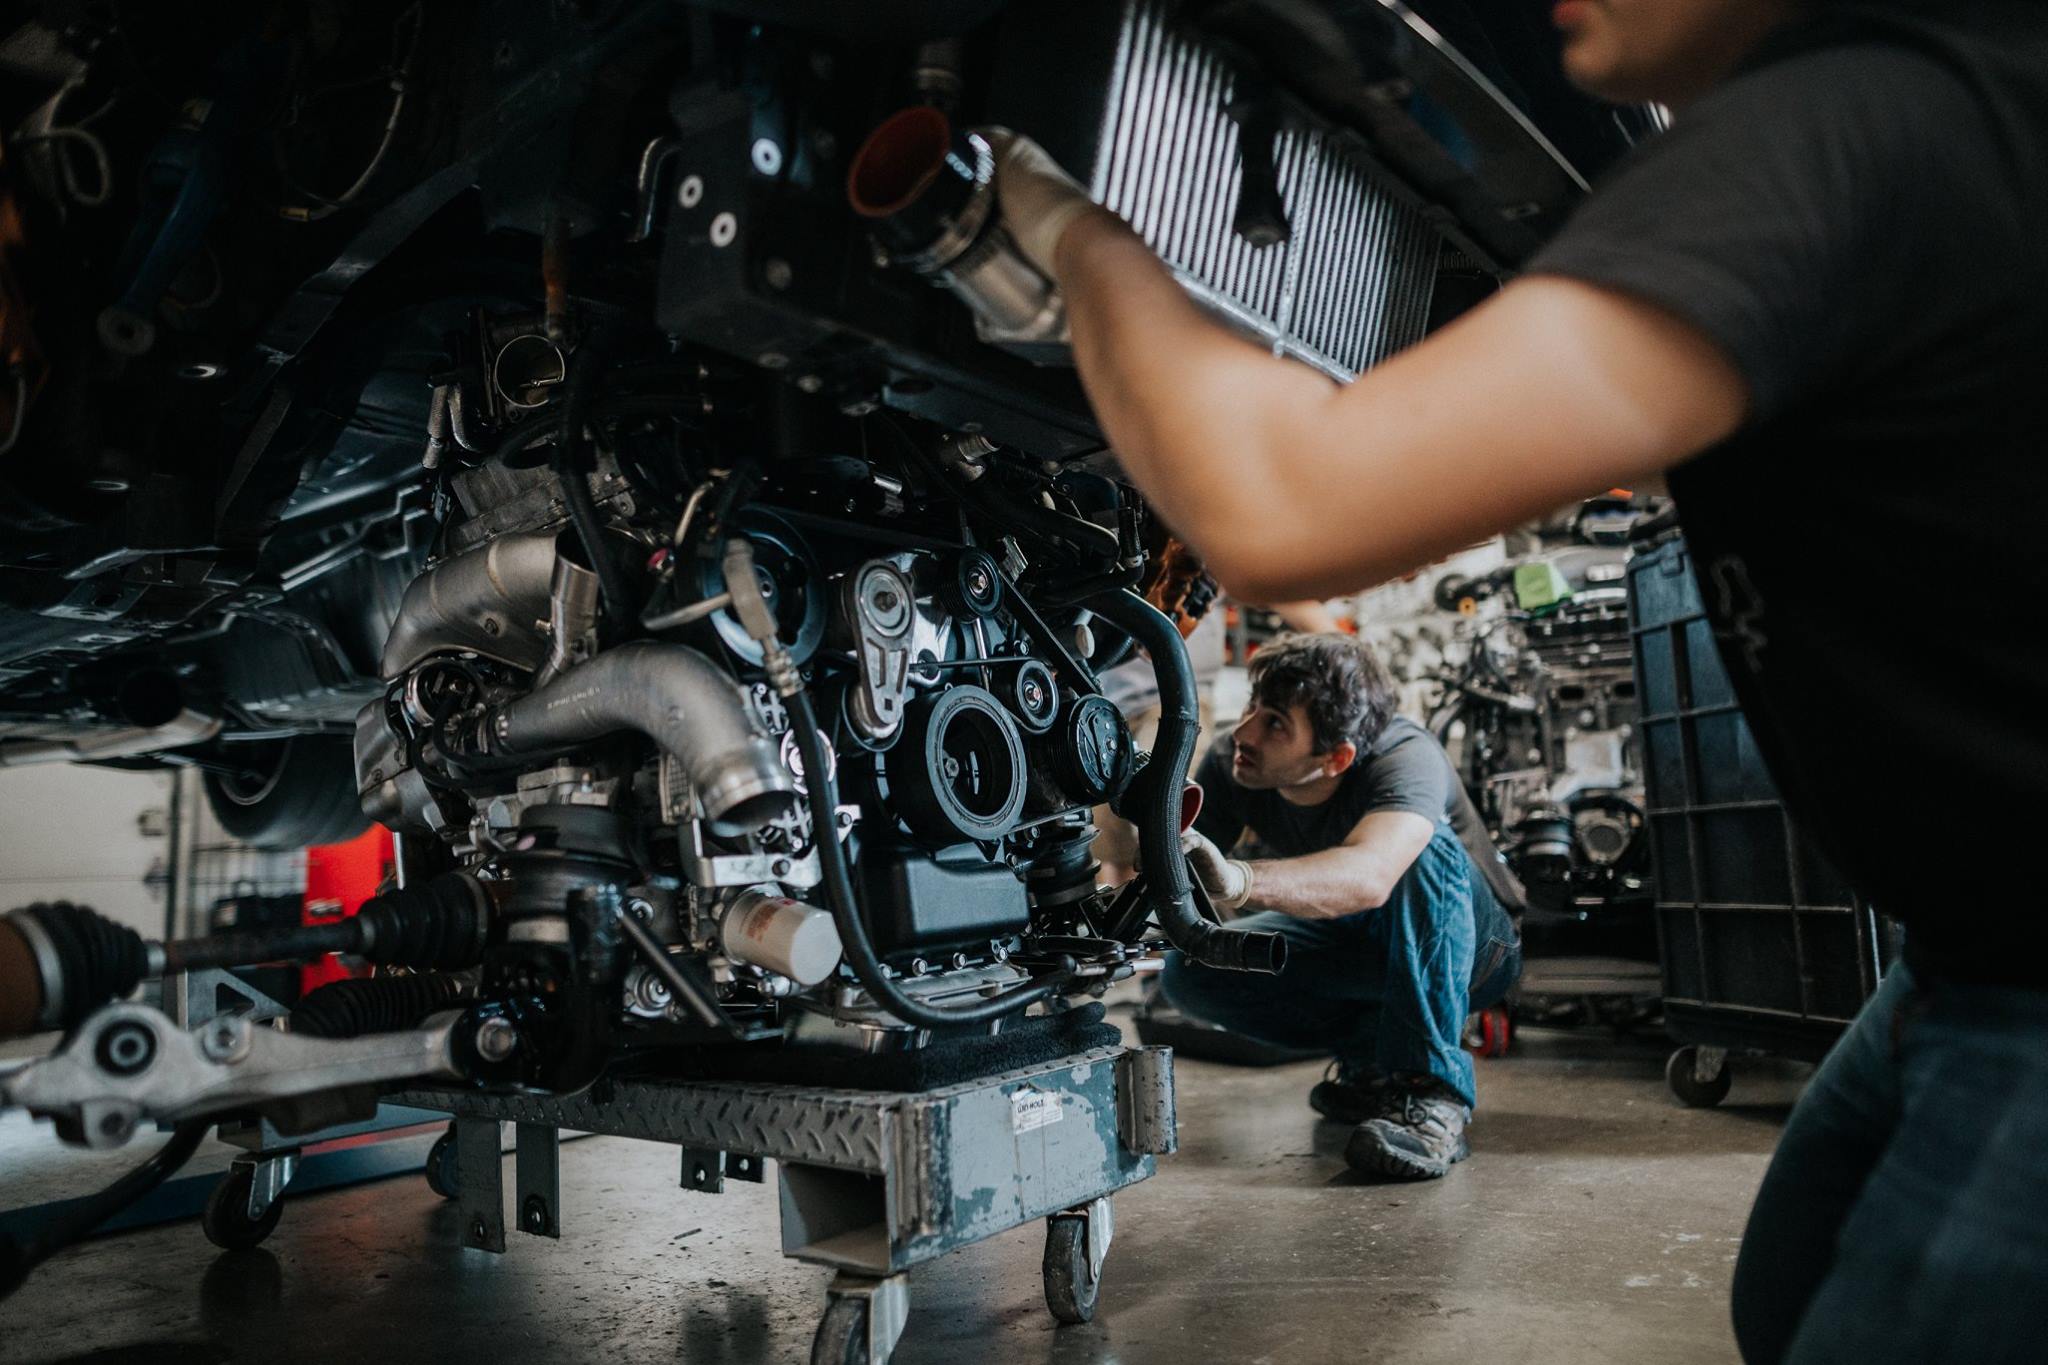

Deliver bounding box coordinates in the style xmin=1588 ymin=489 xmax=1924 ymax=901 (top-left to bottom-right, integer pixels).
xmin=1 ymin=1022 xmax=1803 ymax=1365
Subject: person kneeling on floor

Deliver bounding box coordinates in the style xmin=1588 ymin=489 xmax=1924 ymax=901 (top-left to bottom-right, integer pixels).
xmin=1160 ymin=632 xmax=1523 ymax=1180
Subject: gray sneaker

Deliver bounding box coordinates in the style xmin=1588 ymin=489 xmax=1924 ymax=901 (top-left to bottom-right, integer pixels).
xmin=1308 ymin=1061 xmax=1390 ymax=1125
xmin=1344 ymin=1078 xmax=1471 ymax=1180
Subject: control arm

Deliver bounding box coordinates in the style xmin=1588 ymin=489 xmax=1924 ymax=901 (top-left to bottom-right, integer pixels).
xmin=0 ymin=1002 xmax=464 ymax=1150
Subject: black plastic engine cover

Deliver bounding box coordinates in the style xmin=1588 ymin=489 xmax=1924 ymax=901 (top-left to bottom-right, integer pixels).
xmin=859 ymin=839 xmax=1030 ymax=954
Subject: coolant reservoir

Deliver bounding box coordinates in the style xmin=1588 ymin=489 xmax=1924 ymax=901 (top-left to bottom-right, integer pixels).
xmin=720 ymin=889 xmax=844 ymax=987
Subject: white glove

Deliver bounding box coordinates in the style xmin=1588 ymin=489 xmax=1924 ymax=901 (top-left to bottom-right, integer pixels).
xmin=983 ymin=128 xmax=1102 ymax=280
xmin=1181 ymin=827 xmax=1255 ymax=916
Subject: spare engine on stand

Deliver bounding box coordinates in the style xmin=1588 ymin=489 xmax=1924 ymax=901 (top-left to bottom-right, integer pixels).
xmin=1424 ymin=501 xmax=1662 ymax=1032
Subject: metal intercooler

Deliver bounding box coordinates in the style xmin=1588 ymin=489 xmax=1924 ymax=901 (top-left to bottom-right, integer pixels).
xmin=1082 ymin=0 xmax=1441 ymax=380
xmin=662 ymin=0 xmax=1452 ymax=455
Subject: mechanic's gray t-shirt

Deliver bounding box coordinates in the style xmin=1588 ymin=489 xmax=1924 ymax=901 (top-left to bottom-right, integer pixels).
xmin=1191 ymin=717 xmax=1526 ymax=917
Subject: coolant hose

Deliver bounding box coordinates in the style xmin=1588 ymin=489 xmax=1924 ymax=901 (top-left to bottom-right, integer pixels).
xmin=786 ymin=688 xmax=1070 ymax=1029
xmin=1083 ymin=590 xmax=1286 ymax=975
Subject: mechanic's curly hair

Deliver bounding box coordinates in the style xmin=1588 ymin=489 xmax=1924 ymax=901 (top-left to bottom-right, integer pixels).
xmin=1246 ymin=632 xmax=1396 ymax=756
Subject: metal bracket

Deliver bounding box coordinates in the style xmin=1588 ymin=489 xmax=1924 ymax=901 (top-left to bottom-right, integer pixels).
xmin=1055 ymin=1196 xmax=1114 ymax=1285
xmin=676 ymin=819 xmax=820 ymax=890
xmin=724 ymin=1151 xmax=765 ymax=1183
xmin=169 ymin=967 xmax=293 ymax=1030
xmin=236 ymin=1151 xmax=300 ymax=1220
xmin=827 ymin=1271 xmax=910 ymax=1364
xmin=1693 ymin=1046 xmax=1730 ymax=1084
xmin=515 ymin=1122 xmax=560 ymax=1239
xmin=681 ymin=1147 xmax=725 ymax=1193
xmin=1114 ymin=1046 xmax=1177 ymax=1155
xmin=455 ymin=1117 xmax=506 ymax=1253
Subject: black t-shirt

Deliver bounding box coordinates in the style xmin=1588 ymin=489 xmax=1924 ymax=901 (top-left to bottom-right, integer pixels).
xmin=1192 ymin=717 xmax=1527 ymax=919
xmin=1527 ymin=2 xmax=2048 ymax=984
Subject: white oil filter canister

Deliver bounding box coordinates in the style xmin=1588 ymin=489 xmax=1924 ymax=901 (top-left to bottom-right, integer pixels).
xmin=720 ymin=889 xmax=843 ymax=987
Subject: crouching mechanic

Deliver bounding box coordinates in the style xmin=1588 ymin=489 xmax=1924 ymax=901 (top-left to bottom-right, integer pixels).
xmin=1159 ymin=633 xmax=1523 ymax=1180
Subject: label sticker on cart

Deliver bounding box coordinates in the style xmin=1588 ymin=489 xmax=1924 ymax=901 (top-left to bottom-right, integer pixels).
xmin=1011 ymin=1087 xmax=1064 ymax=1134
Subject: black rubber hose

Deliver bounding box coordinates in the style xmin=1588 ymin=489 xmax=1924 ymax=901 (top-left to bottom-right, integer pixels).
xmin=1083 ymin=590 xmax=1286 ymax=975
xmin=0 ymin=1119 xmax=207 ymax=1301
xmin=290 ymin=974 xmax=473 ymax=1039
xmin=552 ymin=329 xmax=638 ymax=629
xmin=786 ymin=688 xmax=1070 ymax=1028
xmin=0 ymin=902 xmax=150 ymax=1035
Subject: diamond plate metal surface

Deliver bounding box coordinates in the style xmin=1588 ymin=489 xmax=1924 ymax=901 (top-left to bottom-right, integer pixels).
xmin=392 ymin=1079 xmax=893 ymax=1171
xmin=391 ymin=1044 xmax=1141 ymax=1174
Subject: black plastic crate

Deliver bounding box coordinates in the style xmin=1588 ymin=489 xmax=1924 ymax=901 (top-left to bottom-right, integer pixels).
xmin=1629 ymin=536 xmax=1888 ymax=1066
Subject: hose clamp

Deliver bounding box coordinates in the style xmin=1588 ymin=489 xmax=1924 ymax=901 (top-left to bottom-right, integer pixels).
xmin=8 ymin=909 xmax=66 ymax=1031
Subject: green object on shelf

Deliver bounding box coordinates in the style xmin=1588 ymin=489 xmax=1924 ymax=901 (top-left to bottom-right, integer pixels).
xmin=1513 ymin=562 xmax=1574 ymax=613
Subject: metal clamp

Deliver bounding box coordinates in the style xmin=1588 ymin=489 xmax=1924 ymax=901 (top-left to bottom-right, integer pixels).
xmin=236 ymin=1151 xmax=300 ymax=1220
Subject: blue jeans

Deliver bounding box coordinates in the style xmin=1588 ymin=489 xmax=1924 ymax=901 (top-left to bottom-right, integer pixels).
xmin=1731 ymin=964 xmax=2048 ymax=1363
xmin=1158 ymin=824 xmax=1521 ymax=1108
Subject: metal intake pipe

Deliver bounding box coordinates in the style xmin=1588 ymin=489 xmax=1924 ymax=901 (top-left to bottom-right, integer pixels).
xmin=848 ymin=108 xmax=1068 ymax=358
xmin=535 ymin=541 xmax=601 ymax=688
xmin=479 ymin=641 xmax=796 ymax=834
xmin=378 ymin=530 xmax=563 ymax=679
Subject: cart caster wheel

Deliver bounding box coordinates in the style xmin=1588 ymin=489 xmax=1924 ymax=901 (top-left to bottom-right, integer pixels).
xmin=203 ymin=1166 xmax=284 ymax=1250
xmin=1667 ymin=1045 xmax=1733 ymax=1108
xmin=1043 ymin=1215 xmax=1101 ymax=1325
xmin=811 ymin=1297 xmax=871 ymax=1365
xmin=1473 ymin=1006 xmax=1512 ymax=1059
xmin=425 ymin=1128 xmax=460 ymax=1200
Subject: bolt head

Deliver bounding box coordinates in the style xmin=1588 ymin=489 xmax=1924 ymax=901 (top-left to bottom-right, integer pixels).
xmin=474 ymin=1016 xmax=520 ymax=1063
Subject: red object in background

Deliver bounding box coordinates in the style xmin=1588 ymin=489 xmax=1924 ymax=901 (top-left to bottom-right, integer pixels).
xmin=299 ymin=825 xmax=394 ymax=995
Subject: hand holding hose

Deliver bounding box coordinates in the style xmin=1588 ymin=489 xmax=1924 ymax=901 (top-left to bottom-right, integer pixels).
xmin=1180 ymin=827 xmax=1255 ymax=918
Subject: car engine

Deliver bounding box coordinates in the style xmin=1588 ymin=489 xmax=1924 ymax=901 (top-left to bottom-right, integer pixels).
xmin=0 ymin=0 xmax=1653 ymax=1285
xmin=1424 ymin=502 xmax=1657 ymax=953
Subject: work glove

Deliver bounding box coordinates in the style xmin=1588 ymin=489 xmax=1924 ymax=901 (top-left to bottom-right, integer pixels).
xmin=983 ymin=129 xmax=1102 ymax=280
xmin=1181 ymin=827 xmax=1255 ymax=917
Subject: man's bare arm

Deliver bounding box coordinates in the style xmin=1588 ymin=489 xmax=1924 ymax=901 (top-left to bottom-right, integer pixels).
xmin=1271 ymin=600 xmax=1342 ymax=634
xmin=1241 ymin=811 xmax=1436 ymax=920
xmin=1053 ymin=210 xmax=1748 ymax=603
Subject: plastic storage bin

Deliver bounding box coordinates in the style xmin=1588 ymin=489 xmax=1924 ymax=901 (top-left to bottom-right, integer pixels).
xmin=1628 ymin=534 xmax=1893 ymax=1106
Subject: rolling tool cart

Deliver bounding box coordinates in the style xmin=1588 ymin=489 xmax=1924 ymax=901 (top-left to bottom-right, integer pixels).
xmin=1629 ymin=534 xmax=1897 ymax=1107
xmin=394 ymin=1040 xmax=1175 ymax=1364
